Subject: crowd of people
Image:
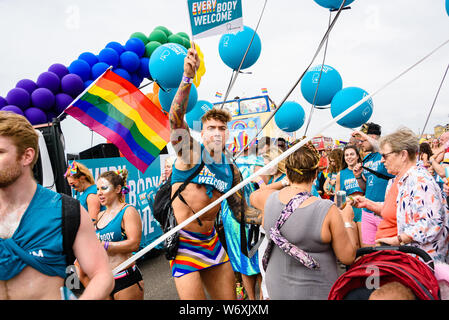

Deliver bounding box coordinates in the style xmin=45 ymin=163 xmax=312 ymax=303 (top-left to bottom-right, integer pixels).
xmin=1 ymin=46 xmax=449 ymax=300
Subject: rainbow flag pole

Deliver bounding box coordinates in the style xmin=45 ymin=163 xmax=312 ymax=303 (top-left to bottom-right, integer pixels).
xmin=63 ymin=68 xmax=170 ymax=173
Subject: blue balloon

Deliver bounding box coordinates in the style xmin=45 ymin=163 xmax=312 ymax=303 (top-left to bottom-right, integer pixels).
xmin=186 ymin=100 xmax=213 ymax=131
xmin=137 ymin=57 xmax=151 ymax=79
xmin=68 ymin=59 xmax=91 ymax=82
xmin=130 ymin=73 xmax=143 ymax=88
xmin=0 ymin=96 xmax=7 ymax=108
xmin=158 ymin=84 xmax=197 ymax=113
xmin=119 ymin=51 xmax=140 ymax=73
xmin=218 ymin=26 xmax=262 ymax=70
xmin=6 ymin=88 xmax=30 ymax=110
xmin=313 ymin=0 xmax=355 ymax=9
xmin=78 ymin=52 xmax=99 ymax=67
xmin=84 ymin=80 xmax=94 ymax=89
xmin=275 ymin=101 xmax=305 ymax=132
xmin=446 ymin=0 xmax=449 ymax=16
xmin=301 ymin=64 xmax=343 ymax=106
xmin=150 ymin=43 xmax=187 ymax=89
xmin=98 ymin=48 xmax=120 ymax=68
xmin=105 ymin=41 xmax=125 ymax=55
xmin=112 ymin=68 xmax=131 ymax=82
xmin=125 ymin=38 xmax=146 ymax=58
xmin=91 ymin=62 xmax=110 ymax=80
xmin=330 ymin=87 xmax=373 ymax=128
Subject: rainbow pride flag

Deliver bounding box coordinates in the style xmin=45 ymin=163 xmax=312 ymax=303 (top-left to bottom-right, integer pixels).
xmin=65 ymin=70 xmax=170 ymax=173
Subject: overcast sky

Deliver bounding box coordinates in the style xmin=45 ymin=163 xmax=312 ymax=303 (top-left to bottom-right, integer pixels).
xmin=0 ymin=0 xmax=448 ymax=154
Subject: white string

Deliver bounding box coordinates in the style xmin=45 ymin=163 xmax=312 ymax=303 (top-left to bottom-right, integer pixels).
xmin=112 ymin=37 xmax=449 ymax=275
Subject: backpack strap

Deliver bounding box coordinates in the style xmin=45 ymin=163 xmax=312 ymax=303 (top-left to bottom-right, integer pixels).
xmin=171 ymin=161 xmax=206 ymax=226
xmin=362 ymin=165 xmax=393 ymax=181
xmin=61 ymin=194 xmax=81 ymax=266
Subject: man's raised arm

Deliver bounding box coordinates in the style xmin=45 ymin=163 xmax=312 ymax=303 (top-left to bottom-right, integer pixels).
xmin=169 ymin=47 xmax=200 ymax=161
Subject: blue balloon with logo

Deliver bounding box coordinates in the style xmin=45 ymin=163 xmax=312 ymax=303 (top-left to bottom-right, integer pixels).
xmin=275 ymin=101 xmax=305 ymax=132
xmin=218 ymin=26 xmax=262 ymax=70
xmin=186 ymin=100 xmax=213 ymax=131
xmin=149 ymin=43 xmax=187 ymax=89
xmin=330 ymin=87 xmax=373 ymax=128
xmin=313 ymin=0 xmax=355 ymax=9
xmin=158 ymin=84 xmax=197 ymax=113
xmin=301 ymin=64 xmax=343 ymax=106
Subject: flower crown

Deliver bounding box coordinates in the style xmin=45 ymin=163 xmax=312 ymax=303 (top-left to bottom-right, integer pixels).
xmin=64 ymin=162 xmax=78 ymax=178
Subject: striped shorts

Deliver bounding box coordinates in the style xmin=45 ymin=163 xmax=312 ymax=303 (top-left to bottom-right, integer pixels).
xmin=170 ymin=228 xmax=229 ymax=278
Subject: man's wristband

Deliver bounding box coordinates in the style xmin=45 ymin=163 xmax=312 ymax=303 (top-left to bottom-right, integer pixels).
xmin=182 ymin=75 xmax=193 ymax=84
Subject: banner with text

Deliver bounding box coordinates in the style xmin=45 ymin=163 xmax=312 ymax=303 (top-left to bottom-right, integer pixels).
xmin=188 ymin=0 xmax=243 ymax=39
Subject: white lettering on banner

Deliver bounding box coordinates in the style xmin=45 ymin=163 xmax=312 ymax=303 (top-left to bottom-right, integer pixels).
xmin=141 ymin=206 xmax=155 ymax=235
xmin=192 ymin=0 xmax=237 ymax=26
xmin=91 ymin=165 xmax=126 ymax=182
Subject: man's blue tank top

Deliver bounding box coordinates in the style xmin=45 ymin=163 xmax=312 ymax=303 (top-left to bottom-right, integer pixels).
xmin=0 ymin=184 xmax=67 ymax=280
xmin=339 ymin=168 xmax=364 ymax=195
xmin=362 ymin=152 xmax=394 ymax=212
xmin=171 ymin=145 xmax=234 ymax=198
xmin=96 ymin=205 xmax=132 ymax=242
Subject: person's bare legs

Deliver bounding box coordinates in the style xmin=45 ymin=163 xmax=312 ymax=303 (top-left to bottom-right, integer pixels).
xmin=173 ymin=270 xmax=207 ymax=300
xmin=241 ymin=273 xmax=261 ymax=300
xmin=201 ymin=261 xmax=236 ymax=300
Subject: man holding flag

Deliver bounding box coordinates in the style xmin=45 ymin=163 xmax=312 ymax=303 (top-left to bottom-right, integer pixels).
xmin=167 ymin=46 xmax=237 ymax=300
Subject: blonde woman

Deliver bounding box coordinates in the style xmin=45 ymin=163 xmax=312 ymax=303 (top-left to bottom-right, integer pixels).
xmin=65 ymin=161 xmax=101 ymax=222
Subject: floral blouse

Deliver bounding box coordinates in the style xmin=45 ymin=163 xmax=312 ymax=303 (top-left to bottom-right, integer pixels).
xmin=387 ymin=165 xmax=449 ymax=262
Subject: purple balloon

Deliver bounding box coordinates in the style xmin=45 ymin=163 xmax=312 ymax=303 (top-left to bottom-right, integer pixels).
xmin=48 ymin=63 xmax=69 ymax=80
xmin=1 ymin=105 xmax=24 ymax=116
xmin=0 ymin=96 xmax=7 ymax=108
xmin=16 ymin=79 xmax=38 ymax=95
xmin=31 ymin=88 xmax=55 ymax=111
xmin=61 ymin=73 xmax=84 ymax=98
xmin=46 ymin=111 xmax=58 ymax=123
xmin=24 ymin=107 xmax=47 ymax=125
xmin=55 ymin=93 xmax=73 ymax=114
xmin=6 ymin=88 xmax=30 ymax=110
xmin=36 ymin=71 xmax=60 ymax=94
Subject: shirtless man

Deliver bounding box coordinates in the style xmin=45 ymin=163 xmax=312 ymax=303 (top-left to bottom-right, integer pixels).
xmin=168 ymin=47 xmax=237 ymax=300
xmin=0 ymin=111 xmax=113 ymax=299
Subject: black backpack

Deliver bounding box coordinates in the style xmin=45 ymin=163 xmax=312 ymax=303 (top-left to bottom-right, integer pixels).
xmin=61 ymin=194 xmax=81 ymax=266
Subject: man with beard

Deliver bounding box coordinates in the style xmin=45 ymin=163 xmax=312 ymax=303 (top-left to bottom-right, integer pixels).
xmin=351 ymin=123 xmax=394 ymax=247
xmin=0 ymin=111 xmax=113 ymax=299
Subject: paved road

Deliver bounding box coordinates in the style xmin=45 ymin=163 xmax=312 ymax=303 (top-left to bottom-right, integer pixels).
xmin=137 ymin=249 xmax=180 ymax=300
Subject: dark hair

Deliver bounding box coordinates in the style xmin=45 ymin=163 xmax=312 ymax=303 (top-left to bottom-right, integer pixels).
xmin=341 ymin=145 xmax=362 ymax=170
xmin=365 ymin=122 xmax=382 ymax=136
xmin=99 ymin=169 xmax=129 ymax=201
xmin=419 ymin=142 xmax=433 ymax=159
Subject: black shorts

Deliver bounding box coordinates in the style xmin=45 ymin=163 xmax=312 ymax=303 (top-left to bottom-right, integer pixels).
xmin=111 ymin=265 xmax=143 ymax=296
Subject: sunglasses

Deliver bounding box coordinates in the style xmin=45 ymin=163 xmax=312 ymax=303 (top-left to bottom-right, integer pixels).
xmin=380 ymin=151 xmax=396 ymax=159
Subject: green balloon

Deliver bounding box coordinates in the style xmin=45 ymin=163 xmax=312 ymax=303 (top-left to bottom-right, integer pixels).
xmin=154 ymin=26 xmax=172 ymax=38
xmin=130 ymin=32 xmax=148 ymax=45
xmin=183 ymin=37 xmax=191 ymax=49
xmin=176 ymin=32 xmax=190 ymax=41
xmin=167 ymin=34 xmax=185 ymax=47
xmin=148 ymin=30 xmax=168 ymax=44
xmin=144 ymin=41 xmax=162 ymax=58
